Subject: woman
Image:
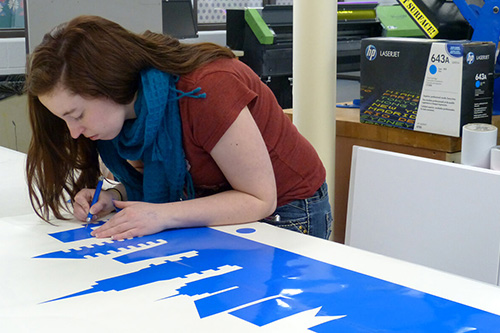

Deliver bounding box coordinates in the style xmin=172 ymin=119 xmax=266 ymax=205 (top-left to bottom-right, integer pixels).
xmin=26 ymin=15 xmax=332 ymax=240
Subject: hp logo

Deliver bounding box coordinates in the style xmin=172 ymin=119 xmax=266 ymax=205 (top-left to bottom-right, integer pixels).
xmin=365 ymin=45 xmax=377 ymax=61
xmin=466 ymin=52 xmax=475 ymax=65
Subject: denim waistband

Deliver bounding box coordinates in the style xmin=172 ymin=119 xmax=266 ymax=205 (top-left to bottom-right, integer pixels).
xmin=314 ymin=181 xmax=328 ymax=199
xmin=273 ymin=181 xmax=329 ymax=212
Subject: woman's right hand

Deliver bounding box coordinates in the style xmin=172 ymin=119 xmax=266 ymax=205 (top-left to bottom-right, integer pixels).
xmin=72 ymin=188 xmax=118 ymax=222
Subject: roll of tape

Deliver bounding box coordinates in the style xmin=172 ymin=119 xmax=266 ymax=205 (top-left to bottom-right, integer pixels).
xmin=461 ymin=123 xmax=498 ymax=168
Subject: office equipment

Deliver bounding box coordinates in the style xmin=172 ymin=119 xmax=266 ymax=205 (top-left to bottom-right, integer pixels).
xmin=396 ymin=0 xmax=475 ymax=39
xmin=226 ymin=4 xmax=382 ymax=108
xmin=227 ymin=6 xmax=293 ymax=108
xmin=396 ymin=0 xmax=500 ymax=115
xmin=453 ymin=0 xmax=500 ymax=116
xmin=360 ymin=37 xmax=495 ymax=137
xmin=376 ymin=4 xmax=426 ymax=37
xmin=346 ymin=146 xmax=500 ymax=285
xmin=162 ymin=0 xmax=198 ymax=39
xmin=227 ymin=4 xmax=382 ymax=74
xmin=338 ymin=3 xmax=377 ymax=21
xmin=337 ymin=2 xmax=382 ymax=73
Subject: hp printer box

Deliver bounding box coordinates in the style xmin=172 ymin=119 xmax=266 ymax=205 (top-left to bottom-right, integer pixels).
xmin=360 ymin=37 xmax=496 ymax=137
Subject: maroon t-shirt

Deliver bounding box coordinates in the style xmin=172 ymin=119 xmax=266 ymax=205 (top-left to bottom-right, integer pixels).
xmin=177 ymin=58 xmax=325 ymax=207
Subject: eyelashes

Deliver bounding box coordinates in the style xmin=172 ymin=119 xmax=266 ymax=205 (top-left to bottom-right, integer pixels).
xmin=74 ymin=112 xmax=84 ymax=121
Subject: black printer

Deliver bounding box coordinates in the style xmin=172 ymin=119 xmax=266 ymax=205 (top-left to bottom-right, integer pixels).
xmin=226 ymin=5 xmax=382 ymax=108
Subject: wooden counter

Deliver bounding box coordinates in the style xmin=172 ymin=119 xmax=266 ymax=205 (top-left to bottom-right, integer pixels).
xmin=285 ymin=108 xmax=496 ymax=243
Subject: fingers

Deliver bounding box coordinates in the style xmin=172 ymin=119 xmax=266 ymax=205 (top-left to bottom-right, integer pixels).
xmin=88 ymin=201 xmax=107 ymax=221
xmin=110 ymin=200 xmax=140 ymax=215
xmin=113 ymin=200 xmax=139 ymax=209
xmin=89 ymin=202 xmax=160 ymax=240
xmin=91 ymin=213 xmax=142 ymax=240
xmin=74 ymin=188 xmax=117 ymax=222
xmin=73 ymin=205 xmax=87 ymax=222
xmin=90 ymin=213 xmax=119 ymax=238
xmin=73 ymin=189 xmax=95 ymax=221
xmin=74 ymin=191 xmax=92 ymax=210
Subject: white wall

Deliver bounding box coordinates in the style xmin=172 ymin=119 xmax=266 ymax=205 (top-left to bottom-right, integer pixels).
xmin=25 ymin=0 xmax=163 ymax=54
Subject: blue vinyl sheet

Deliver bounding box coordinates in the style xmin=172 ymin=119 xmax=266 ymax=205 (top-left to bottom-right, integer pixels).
xmin=33 ymin=224 xmax=500 ymax=332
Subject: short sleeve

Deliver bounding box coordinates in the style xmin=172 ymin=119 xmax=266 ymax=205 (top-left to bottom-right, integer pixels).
xmin=179 ymin=70 xmax=257 ymax=152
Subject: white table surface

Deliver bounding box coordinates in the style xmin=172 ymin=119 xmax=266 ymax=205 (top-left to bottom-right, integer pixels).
xmin=0 ymin=146 xmax=33 ymax=217
xmin=2 ymin=145 xmax=500 ymax=332
xmin=1 ymin=214 xmax=500 ymax=332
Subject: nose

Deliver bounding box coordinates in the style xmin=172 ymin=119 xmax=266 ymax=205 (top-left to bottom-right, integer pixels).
xmin=66 ymin=121 xmax=85 ymax=139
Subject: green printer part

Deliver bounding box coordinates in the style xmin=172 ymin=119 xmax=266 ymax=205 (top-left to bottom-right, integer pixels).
xmin=376 ymin=5 xmax=425 ymax=37
xmin=244 ymin=8 xmax=274 ymax=45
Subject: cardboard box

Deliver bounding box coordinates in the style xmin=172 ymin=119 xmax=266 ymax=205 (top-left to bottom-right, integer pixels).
xmin=360 ymin=37 xmax=496 ymax=137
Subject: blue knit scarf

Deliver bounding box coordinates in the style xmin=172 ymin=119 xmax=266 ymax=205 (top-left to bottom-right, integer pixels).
xmin=97 ymin=68 xmax=204 ymax=203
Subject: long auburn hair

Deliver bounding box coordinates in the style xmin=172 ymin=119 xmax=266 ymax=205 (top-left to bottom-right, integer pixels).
xmin=25 ymin=15 xmax=235 ymax=221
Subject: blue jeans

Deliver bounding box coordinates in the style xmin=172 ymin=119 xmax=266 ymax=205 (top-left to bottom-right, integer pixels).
xmin=260 ymin=182 xmax=332 ymax=240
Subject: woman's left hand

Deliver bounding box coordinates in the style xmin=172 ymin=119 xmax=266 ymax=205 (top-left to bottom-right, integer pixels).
xmin=90 ymin=200 xmax=167 ymax=240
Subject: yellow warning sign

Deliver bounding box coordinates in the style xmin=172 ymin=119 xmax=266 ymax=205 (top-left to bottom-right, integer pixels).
xmin=397 ymin=0 xmax=439 ymax=38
